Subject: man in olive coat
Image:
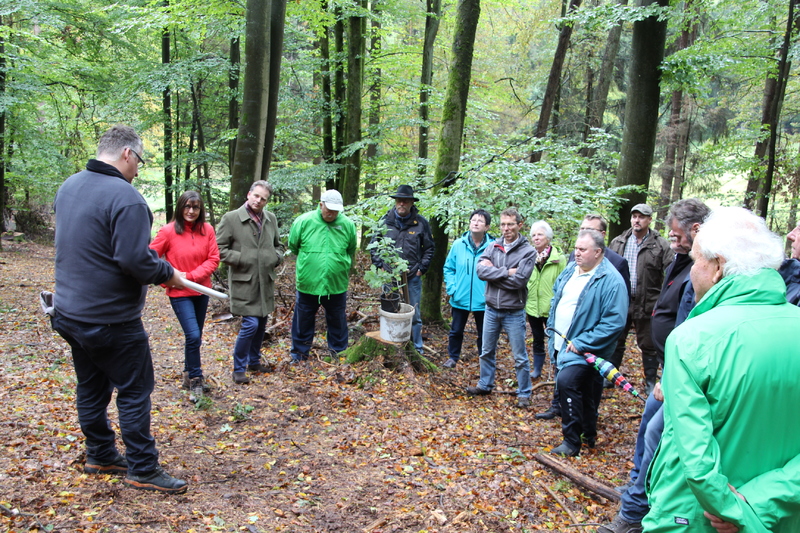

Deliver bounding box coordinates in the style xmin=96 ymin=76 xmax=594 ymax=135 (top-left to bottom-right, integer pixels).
xmin=217 ymin=180 xmax=283 ymax=384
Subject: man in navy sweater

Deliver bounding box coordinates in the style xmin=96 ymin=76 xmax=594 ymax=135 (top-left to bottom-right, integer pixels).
xmin=52 ymin=125 xmax=188 ymax=494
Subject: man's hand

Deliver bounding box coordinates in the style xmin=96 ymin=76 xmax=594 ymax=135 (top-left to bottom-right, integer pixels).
xmin=164 ymin=270 xmax=186 ymax=289
xmin=566 ymin=341 xmax=579 ymax=354
xmin=479 ymin=259 xmax=493 ymax=267
xmin=653 ymin=381 xmax=664 ymax=402
xmin=508 ymin=268 xmax=517 ymax=276
xmin=416 ymin=270 xmax=422 ymax=276
xmin=703 ymin=484 xmax=746 ymax=533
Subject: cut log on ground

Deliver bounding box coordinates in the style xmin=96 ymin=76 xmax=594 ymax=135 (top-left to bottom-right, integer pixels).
xmin=533 ymin=453 xmax=620 ymax=503
xmin=341 ymin=331 xmax=438 ymax=372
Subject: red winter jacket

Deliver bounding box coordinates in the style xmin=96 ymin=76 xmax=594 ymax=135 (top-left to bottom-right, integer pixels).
xmin=150 ymin=222 xmax=220 ymax=298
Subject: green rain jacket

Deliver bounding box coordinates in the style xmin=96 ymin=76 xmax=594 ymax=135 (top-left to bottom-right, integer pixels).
xmin=524 ymin=245 xmax=567 ymax=318
xmin=289 ymin=208 xmax=357 ymax=296
xmin=643 ymin=268 xmax=800 ymax=533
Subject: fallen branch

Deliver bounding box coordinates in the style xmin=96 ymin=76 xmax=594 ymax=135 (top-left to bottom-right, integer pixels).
xmin=541 ymin=482 xmax=580 ymax=524
xmin=533 ymin=453 xmax=620 ymax=503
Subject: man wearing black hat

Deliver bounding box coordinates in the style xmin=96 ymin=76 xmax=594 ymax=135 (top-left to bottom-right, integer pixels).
xmin=370 ymin=185 xmax=435 ymax=352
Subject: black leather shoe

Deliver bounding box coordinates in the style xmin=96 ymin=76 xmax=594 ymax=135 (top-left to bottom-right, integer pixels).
xmin=442 ymin=358 xmax=457 ymax=369
xmin=466 ymin=386 xmax=491 ymax=396
xmin=550 ymin=441 xmax=580 ymax=457
xmin=535 ymin=407 xmax=561 ymax=420
xmin=247 ymin=363 xmax=273 ymax=374
xmin=85 ymin=454 xmax=127 ymax=474
xmin=125 ymin=466 xmax=188 ymax=494
xmin=232 ymin=371 xmax=250 ymax=384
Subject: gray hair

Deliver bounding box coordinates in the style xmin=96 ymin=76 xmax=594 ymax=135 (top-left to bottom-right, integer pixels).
xmin=694 ymin=206 xmax=784 ymax=276
xmin=249 ymin=180 xmax=274 ymax=194
xmin=578 ymin=229 xmax=605 ymax=251
xmin=530 ymin=220 xmax=554 ymax=240
xmin=96 ymin=125 xmax=142 ymax=159
xmin=666 ymin=198 xmax=710 ymax=236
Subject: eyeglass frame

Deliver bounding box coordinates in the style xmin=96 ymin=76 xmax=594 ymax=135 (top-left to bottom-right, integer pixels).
xmin=129 ymin=147 xmax=145 ymax=170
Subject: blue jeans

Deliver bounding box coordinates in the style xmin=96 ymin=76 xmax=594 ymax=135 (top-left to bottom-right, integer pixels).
xmin=407 ymin=274 xmax=423 ymax=351
xmin=477 ymin=307 xmax=532 ymax=398
xmin=631 ymin=393 xmax=663 ymax=481
xmin=447 ymin=307 xmax=484 ymax=362
xmin=169 ymin=295 xmax=209 ymax=379
xmin=52 ymin=314 xmax=159 ymax=475
xmin=620 ymin=404 xmax=664 ymax=522
xmin=291 ymin=291 xmax=348 ymax=361
xmin=232 ymin=315 xmax=268 ymax=372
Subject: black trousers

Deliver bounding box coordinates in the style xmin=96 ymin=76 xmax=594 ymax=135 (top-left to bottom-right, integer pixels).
xmin=53 ymin=314 xmax=159 ymax=475
xmin=557 ymin=363 xmax=604 ymax=448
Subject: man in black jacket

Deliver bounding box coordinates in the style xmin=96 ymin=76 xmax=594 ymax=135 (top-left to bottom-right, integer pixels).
xmin=370 ymin=185 xmax=435 ymax=352
xmin=52 ymin=125 xmax=188 ymax=494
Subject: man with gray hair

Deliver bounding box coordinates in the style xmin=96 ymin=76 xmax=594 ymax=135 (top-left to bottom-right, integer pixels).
xmin=544 ymin=230 xmax=628 ymax=456
xmin=217 ymin=180 xmax=283 ymax=383
xmin=52 ymin=125 xmax=188 ymax=493
xmin=643 ymin=207 xmax=800 ymax=533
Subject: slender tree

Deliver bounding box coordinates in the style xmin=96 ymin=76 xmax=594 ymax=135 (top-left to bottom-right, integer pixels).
xmin=417 ymin=0 xmax=442 ymax=177
xmin=609 ymin=0 xmax=669 ymax=238
xmin=229 ymin=37 xmax=240 ymax=172
xmin=162 ymin=21 xmax=174 ymax=221
xmin=260 ymin=0 xmax=287 ymax=180
xmin=340 ymin=0 xmax=366 ymax=205
xmin=422 ymin=0 xmax=481 ymax=325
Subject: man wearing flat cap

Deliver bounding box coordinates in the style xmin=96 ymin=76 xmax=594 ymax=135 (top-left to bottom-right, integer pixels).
xmin=370 ymin=184 xmax=435 ymax=352
xmin=288 ymin=189 xmax=357 ymax=363
xmin=609 ymin=203 xmax=672 ymax=395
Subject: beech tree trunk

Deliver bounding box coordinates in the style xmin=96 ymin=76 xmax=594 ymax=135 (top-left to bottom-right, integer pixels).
xmin=340 ymin=0 xmax=366 ymax=205
xmin=228 ymin=37 xmax=240 ymax=172
xmin=229 ymin=0 xmax=272 ymax=209
xmin=609 ymin=0 xmax=669 ymax=239
xmin=334 ymin=12 xmax=346 ymax=189
xmin=363 ymin=0 xmax=381 ymax=249
xmin=422 ymin=0 xmax=481 ymax=326
xmin=529 ymin=0 xmax=582 ymax=163
xmin=162 ymin=21 xmax=174 ymax=221
xmin=417 ymin=0 xmax=442 ymax=177
xmin=260 ymin=0 xmax=287 ymax=181
xmin=744 ymin=0 xmax=799 ymax=216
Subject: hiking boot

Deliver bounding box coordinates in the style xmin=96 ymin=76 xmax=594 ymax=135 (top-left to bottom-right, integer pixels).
xmin=189 ymin=377 xmax=205 ymax=402
xmin=181 ymin=371 xmax=190 ymax=390
xmin=596 ymin=514 xmax=643 ymax=533
xmin=516 ymin=396 xmax=531 ymax=408
xmin=465 ymin=386 xmax=491 ymax=396
xmin=550 ymin=441 xmax=580 ymax=457
xmin=85 ymin=454 xmax=127 ymax=475
xmin=442 ymin=358 xmax=457 ymax=369
xmin=535 ymin=407 xmax=561 ymax=420
xmin=125 ymin=466 xmax=188 ymax=494
xmin=232 ymin=371 xmax=250 ymax=384
xmin=247 ymin=363 xmax=273 ymax=374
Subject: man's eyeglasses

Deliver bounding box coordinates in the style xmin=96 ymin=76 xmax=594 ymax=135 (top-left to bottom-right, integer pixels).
xmin=129 ymin=148 xmax=145 ymax=170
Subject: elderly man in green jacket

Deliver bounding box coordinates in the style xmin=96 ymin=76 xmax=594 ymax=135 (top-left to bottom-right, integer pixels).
xmin=288 ymin=190 xmax=357 ymax=364
xmin=217 ymin=180 xmax=283 ymax=384
xmin=643 ymin=206 xmax=800 ymax=533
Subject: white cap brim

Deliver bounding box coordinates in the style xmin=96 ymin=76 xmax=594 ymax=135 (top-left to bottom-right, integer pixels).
xmin=323 ymin=202 xmax=344 ymax=211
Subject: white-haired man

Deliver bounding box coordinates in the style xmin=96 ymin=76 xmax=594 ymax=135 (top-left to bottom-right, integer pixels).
xmin=644 ymin=207 xmax=800 ymax=533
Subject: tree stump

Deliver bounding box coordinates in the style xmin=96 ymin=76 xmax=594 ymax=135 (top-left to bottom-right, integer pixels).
xmin=341 ymin=331 xmax=438 ymax=372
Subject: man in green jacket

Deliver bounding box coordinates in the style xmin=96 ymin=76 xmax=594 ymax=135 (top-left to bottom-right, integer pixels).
xmin=217 ymin=181 xmax=283 ymax=384
xmin=288 ymin=190 xmax=357 ymax=363
xmin=643 ymin=206 xmax=800 ymax=533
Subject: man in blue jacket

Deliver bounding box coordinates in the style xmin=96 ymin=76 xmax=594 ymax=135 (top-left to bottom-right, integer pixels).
xmin=443 ymin=209 xmax=492 ymax=369
xmin=546 ymin=230 xmax=628 ymax=456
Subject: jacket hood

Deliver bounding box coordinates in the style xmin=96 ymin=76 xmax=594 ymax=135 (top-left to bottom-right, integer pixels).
xmin=689 ymin=268 xmax=788 ymax=320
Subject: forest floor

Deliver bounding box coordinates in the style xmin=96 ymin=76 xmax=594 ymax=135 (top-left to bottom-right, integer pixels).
xmin=0 ymin=241 xmax=648 ymax=533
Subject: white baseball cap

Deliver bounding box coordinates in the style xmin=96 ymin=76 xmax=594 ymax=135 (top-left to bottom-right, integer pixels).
xmin=320 ymin=189 xmax=344 ymax=211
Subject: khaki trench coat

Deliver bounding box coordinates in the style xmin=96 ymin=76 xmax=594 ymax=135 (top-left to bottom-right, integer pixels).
xmin=216 ymin=205 xmax=283 ymax=317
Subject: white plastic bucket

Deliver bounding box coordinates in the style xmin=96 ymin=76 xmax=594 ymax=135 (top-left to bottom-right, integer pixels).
xmin=379 ymin=303 xmax=415 ymax=342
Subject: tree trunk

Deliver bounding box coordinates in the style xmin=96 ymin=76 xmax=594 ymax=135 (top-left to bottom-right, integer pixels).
xmin=228 ymin=37 xmax=240 ymax=173
xmin=422 ymin=0 xmax=481 ymax=326
xmin=318 ymin=4 xmax=335 ymax=189
xmin=162 ymin=22 xmax=174 ymax=222
xmin=340 ymin=0 xmax=365 ymax=205
xmin=229 ymin=0 xmax=272 ymax=209
xmin=184 ymin=81 xmax=199 ymax=184
xmin=260 ymin=0 xmax=287 ymax=181
xmin=579 ymin=0 xmax=627 ymax=158
xmin=334 ymin=12 xmax=346 ymax=189
xmin=608 ymin=0 xmax=669 ymax=239
xmin=363 ymin=0 xmax=381 ymax=249
xmin=417 ymin=0 xmax=442 ymax=177
xmin=744 ymin=0 xmax=799 ymax=216
xmin=529 ymin=0 xmax=583 ymax=163
xmin=656 ymin=90 xmax=684 ymax=228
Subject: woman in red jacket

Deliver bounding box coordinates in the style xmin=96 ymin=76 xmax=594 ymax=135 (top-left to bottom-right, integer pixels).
xmin=151 ymin=191 xmax=220 ymax=400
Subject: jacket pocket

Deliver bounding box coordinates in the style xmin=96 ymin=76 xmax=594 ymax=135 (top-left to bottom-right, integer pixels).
xmin=231 ymin=271 xmax=253 ymax=282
